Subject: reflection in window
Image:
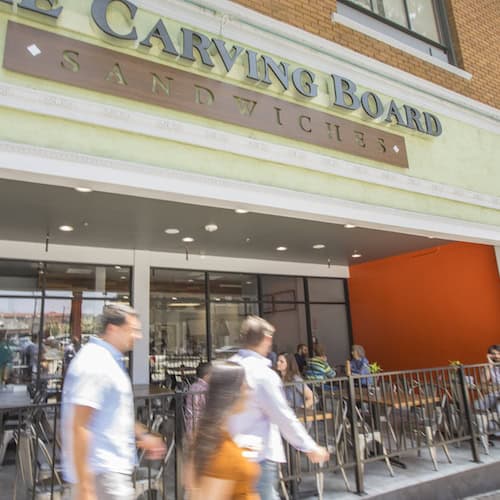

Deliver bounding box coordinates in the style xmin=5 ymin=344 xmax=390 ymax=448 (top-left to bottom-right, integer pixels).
xmin=261 ymin=275 xmax=305 ymax=302
xmin=346 ymin=0 xmax=442 ymax=42
xmin=211 ymin=302 xmax=259 ymax=358
xmin=209 ymin=272 xmax=258 ymax=302
xmin=408 ymin=0 xmax=440 ymax=42
xmin=0 ymin=259 xmax=131 ymax=393
xmin=262 ymin=304 xmax=308 ymax=355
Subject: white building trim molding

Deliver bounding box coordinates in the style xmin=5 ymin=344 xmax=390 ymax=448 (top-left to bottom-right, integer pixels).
xmin=0 ymin=85 xmax=499 ymax=211
xmin=0 ymin=240 xmax=350 ymax=278
xmin=0 ymin=141 xmax=499 ymax=247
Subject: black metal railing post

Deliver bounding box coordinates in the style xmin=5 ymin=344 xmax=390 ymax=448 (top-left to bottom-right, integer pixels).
xmin=174 ymin=393 xmax=185 ymax=500
xmin=457 ymin=365 xmax=481 ymax=463
xmin=347 ymin=373 xmax=365 ymax=495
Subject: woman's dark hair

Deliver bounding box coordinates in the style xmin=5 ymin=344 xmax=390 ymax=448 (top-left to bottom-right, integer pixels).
xmin=278 ymin=352 xmax=300 ymax=383
xmin=191 ymin=361 xmax=246 ymax=478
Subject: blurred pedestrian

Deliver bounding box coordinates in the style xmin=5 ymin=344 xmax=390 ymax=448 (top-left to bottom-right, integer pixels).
xmin=229 ymin=316 xmax=329 ymax=500
xmin=184 ymin=362 xmax=211 ymax=439
xmin=187 ymin=361 xmax=259 ymax=499
xmin=62 ymin=303 xmax=165 ymax=500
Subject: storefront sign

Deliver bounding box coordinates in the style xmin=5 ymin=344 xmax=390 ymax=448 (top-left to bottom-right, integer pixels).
xmin=3 ymin=22 xmax=409 ymax=167
xmin=0 ymin=0 xmax=442 ymax=139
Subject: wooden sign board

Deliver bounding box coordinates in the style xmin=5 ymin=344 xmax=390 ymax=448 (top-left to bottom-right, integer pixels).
xmin=3 ymin=22 xmax=408 ymax=168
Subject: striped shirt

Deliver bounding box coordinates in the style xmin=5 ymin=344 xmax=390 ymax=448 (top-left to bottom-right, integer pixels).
xmin=304 ymin=357 xmax=336 ymax=381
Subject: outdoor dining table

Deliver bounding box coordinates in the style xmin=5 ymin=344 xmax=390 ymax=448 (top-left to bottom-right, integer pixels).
xmin=353 ymin=392 xmax=442 ymax=469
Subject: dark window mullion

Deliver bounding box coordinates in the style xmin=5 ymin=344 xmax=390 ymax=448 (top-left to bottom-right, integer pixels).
xmin=204 ymin=272 xmax=212 ymax=362
xmin=403 ymin=0 xmax=412 ymax=30
xmin=303 ymin=278 xmax=314 ymax=358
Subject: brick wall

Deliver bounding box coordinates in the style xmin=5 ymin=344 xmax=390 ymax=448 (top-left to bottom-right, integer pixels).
xmin=231 ymin=0 xmax=500 ymax=109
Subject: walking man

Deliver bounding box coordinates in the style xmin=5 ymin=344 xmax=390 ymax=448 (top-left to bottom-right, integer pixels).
xmin=229 ymin=316 xmax=329 ymax=500
xmin=62 ymin=303 xmax=165 ymax=500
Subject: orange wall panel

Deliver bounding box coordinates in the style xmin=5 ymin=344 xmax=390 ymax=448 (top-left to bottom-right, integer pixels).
xmin=348 ymin=243 xmax=500 ymax=370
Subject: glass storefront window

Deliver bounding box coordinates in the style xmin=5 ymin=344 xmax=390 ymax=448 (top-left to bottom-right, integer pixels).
xmin=209 ymin=272 xmax=258 ymax=302
xmin=307 ymin=278 xmax=345 ymax=302
xmin=262 ymin=303 xmax=308 ymax=355
xmin=151 ymin=268 xmax=205 ymax=299
xmin=45 ymin=263 xmax=131 ymax=297
xmin=211 ymin=302 xmax=259 ymax=358
xmin=0 ymin=259 xmax=132 ymax=393
xmin=261 ymin=275 xmax=305 ymax=302
xmin=310 ymin=304 xmax=351 ymax=370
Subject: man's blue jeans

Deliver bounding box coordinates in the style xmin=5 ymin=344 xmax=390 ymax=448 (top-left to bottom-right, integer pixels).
xmin=257 ymin=460 xmax=279 ymax=500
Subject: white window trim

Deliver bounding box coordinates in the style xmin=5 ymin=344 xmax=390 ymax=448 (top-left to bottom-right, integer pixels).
xmin=331 ymin=13 xmax=471 ymax=80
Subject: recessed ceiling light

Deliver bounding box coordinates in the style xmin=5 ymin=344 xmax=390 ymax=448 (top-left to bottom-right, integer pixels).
xmin=214 ymin=297 xmax=221 ymax=301
xmin=204 ymin=224 xmax=218 ymax=232
xmin=59 ymin=225 xmax=74 ymax=232
xmin=165 ymin=228 xmax=180 ymax=235
xmin=115 ymin=265 xmax=121 ymax=270
xmin=313 ymin=244 xmax=325 ymax=249
xmin=182 ymin=237 xmax=195 ymax=243
xmin=245 ymin=281 xmax=253 ymax=285
xmin=235 ymin=209 xmax=249 ymax=214
xmin=75 ymin=187 xmax=92 ymax=193
xmin=83 ymin=221 xmax=89 ymax=227
xmin=188 ymin=279 xmax=194 ymax=283
xmin=120 ymin=275 xmax=127 ymax=280
xmin=352 ymin=251 xmax=362 ymax=258
xmin=123 ymin=295 xmax=129 ymax=300
xmin=344 ymin=224 xmax=357 ymax=229
xmin=427 ymin=236 xmax=435 ymax=239
xmin=172 ymin=297 xmax=178 ymax=301
xmin=276 ymin=246 xmax=287 ymax=251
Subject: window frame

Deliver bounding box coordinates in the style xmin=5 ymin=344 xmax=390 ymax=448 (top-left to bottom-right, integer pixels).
xmin=337 ymin=0 xmax=457 ymax=65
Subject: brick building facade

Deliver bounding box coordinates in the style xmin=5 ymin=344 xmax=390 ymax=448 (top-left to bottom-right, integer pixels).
xmin=231 ymin=0 xmax=500 ymax=108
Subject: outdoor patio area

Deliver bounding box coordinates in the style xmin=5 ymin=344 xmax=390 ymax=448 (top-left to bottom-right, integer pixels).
xmin=1 ymin=362 xmax=500 ymax=499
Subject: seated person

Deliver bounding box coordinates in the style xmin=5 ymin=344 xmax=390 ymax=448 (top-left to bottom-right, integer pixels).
xmin=294 ymin=344 xmax=308 ymax=375
xmin=350 ymin=344 xmax=371 ymax=386
xmin=304 ymin=345 xmax=336 ymax=381
xmin=276 ymin=352 xmax=314 ymax=410
xmin=474 ymin=346 xmax=500 ymax=436
xmin=486 ymin=344 xmax=500 ymax=385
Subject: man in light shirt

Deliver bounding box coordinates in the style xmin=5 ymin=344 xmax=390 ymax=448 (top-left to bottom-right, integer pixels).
xmin=62 ymin=303 xmax=165 ymax=500
xmin=229 ymin=316 xmax=329 ymax=500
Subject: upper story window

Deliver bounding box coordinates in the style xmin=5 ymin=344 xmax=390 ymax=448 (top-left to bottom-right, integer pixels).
xmin=337 ymin=0 xmax=456 ymax=65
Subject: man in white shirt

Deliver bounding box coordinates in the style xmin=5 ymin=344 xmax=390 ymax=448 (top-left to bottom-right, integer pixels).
xmin=229 ymin=316 xmax=329 ymax=500
xmin=62 ymin=303 xmax=165 ymax=500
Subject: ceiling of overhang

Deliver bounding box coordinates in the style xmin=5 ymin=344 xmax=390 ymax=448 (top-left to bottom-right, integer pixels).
xmin=0 ymin=179 xmax=452 ymax=266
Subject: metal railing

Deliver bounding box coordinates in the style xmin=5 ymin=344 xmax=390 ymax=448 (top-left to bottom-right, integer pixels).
xmin=1 ymin=363 xmax=498 ymax=499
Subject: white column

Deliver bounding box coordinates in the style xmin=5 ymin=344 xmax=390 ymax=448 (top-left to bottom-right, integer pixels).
xmin=132 ymin=250 xmax=151 ymax=385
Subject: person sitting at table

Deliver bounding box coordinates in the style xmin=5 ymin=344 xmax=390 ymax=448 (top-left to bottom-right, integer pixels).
xmin=486 ymin=344 xmax=500 ymax=384
xmin=294 ymin=344 xmax=308 ymax=375
xmin=276 ymin=353 xmax=314 ymax=410
xmin=350 ymin=345 xmax=371 ymax=386
xmin=304 ymin=345 xmax=336 ymax=382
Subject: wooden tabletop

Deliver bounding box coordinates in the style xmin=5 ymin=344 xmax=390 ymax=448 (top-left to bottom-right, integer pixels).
xmin=356 ymin=394 xmax=441 ymax=409
xmin=297 ymin=411 xmax=333 ymax=423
